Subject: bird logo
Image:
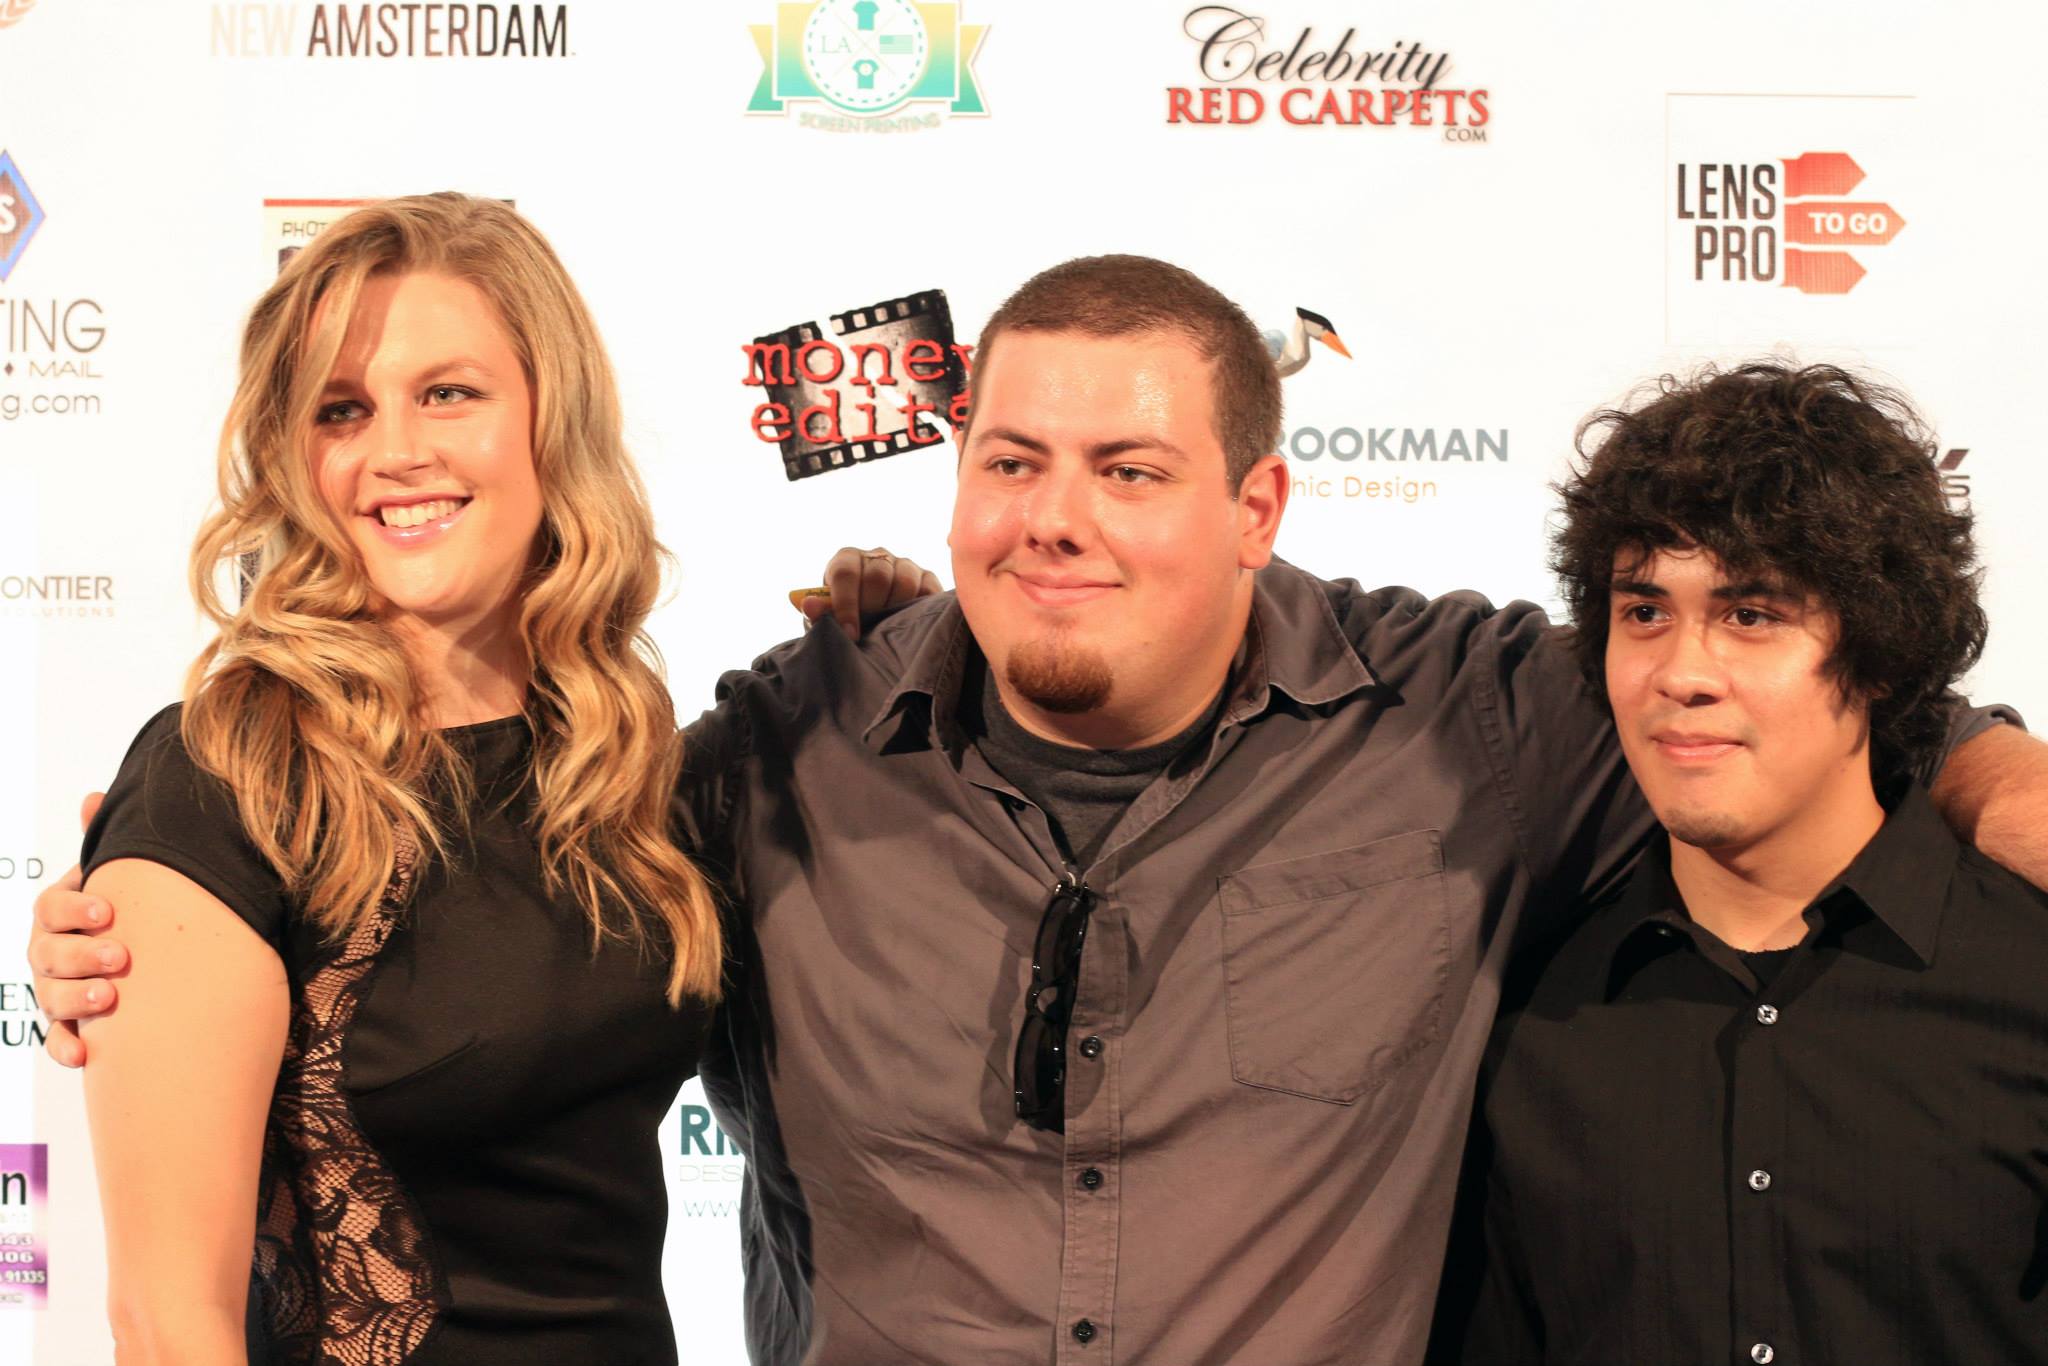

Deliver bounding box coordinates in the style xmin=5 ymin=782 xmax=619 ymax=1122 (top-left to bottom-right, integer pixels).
xmin=1264 ymin=307 xmax=1351 ymax=378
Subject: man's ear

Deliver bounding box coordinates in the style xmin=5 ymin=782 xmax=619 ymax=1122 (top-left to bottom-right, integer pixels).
xmin=1236 ymin=452 xmax=1289 ymax=571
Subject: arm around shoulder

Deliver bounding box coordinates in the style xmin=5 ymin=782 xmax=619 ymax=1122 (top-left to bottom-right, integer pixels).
xmin=79 ymin=858 xmax=288 ymax=1366
xmin=1932 ymin=722 xmax=2048 ymax=889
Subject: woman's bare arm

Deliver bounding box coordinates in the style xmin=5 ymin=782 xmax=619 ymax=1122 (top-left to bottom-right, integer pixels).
xmin=79 ymin=858 xmax=288 ymax=1366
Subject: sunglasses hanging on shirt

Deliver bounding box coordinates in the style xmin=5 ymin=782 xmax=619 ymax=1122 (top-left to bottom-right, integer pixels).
xmin=1013 ymin=874 xmax=1097 ymax=1133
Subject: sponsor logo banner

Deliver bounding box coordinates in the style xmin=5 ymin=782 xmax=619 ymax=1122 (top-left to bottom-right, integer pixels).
xmin=1666 ymin=94 xmax=1920 ymax=345
xmin=0 ymin=151 xmax=42 ymax=282
xmin=0 ymin=572 xmax=115 ymax=618
xmin=741 ymin=288 xmax=969 ymax=481
xmin=674 ymin=1105 xmax=742 ymax=1219
xmin=748 ymin=1 xmax=988 ymax=131
xmin=1284 ymin=423 xmax=1508 ymax=508
xmin=210 ymin=3 xmax=570 ymax=58
xmin=0 ymin=151 xmax=110 ymax=424
xmin=1168 ymin=6 xmax=1491 ymax=142
xmin=264 ymin=198 xmax=373 ymax=273
xmin=0 ymin=1145 xmax=46 ymax=1310
xmin=0 ymin=982 xmax=44 ymax=1049
xmin=1939 ymin=448 xmax=1972 ymax=511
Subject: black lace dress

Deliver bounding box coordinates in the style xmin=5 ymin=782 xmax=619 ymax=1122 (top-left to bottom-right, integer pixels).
xmin=82 ymin=706 xmax=712 ymax=1366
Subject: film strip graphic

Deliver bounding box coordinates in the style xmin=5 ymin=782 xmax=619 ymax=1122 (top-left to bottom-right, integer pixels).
xmin=754 ymin=288 xmax=966 ymax=482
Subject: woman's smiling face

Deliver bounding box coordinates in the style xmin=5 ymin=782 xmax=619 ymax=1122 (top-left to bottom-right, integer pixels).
xmin=310 ymin=270 xmax=543 ymax=635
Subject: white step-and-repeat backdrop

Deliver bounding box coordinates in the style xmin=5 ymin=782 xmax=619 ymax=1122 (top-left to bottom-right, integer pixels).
xmin=3 ymin=1 xmax=2043 ymax=1360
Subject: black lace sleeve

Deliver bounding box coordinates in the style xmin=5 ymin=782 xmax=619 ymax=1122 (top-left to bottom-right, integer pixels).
xmin=83 ymin=705 xmax=450 ymax=1363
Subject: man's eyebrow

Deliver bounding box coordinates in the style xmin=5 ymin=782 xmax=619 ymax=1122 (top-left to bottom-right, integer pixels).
xmin=1087 ymin=438 xmax=1187 ymax=463
xmin=1711 ymin=578 xmax=1799 ymax=601
xmin=973 ymin=429 xmax=1189 ymax=463
xmin=976 ymin=426 xmax=1050 ymax=453
xmin=1608 ymin=578 xmax=1667 ymax=597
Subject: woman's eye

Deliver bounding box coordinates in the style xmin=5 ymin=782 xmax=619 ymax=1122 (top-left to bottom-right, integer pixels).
xmin=316 ymin=401 xmax=363 ymax=425
xmin=427 ymin=385 xmax=473 ymax=405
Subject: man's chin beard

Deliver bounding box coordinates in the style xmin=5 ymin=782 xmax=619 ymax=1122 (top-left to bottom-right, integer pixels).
xmin=1005 ymin=637 xmax=1114 ymax=715
xmin=1662 ymin=807 xmax=1751 ymax=850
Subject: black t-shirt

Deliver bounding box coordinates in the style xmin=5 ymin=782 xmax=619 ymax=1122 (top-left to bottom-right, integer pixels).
xmin=959 ymin=660 xmax=1225 ymax=867
xmin=81 ymin=704 xmax=709 ymax=1366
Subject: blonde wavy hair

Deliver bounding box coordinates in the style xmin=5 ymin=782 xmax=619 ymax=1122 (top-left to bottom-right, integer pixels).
xmin=183 ymin=192 xmax=721 ymax=1003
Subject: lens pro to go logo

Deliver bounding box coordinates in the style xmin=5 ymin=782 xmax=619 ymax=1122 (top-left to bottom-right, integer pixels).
xmin=748 ymin=1 xmax=987 ymax=119
xmin=1665 ymin=95 xmax=1919 ymax=345
xmin=1678 ymin=151 xmax=1905 ymax=295
xmin=0 ymin=151 xmax=46 ymax=282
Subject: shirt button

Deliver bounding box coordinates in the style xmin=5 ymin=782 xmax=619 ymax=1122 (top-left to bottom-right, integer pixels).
xmin=1748 ymin=1169 xmax=1772 ymax=1192
xmin=1756 ymin=1004 xmax=1779 ymax=1025
xmin=1751 ymin=1344 xmax=1775 ymax=1364
xmin=1073 ymin=1319 xmax=1097 ymax=1344
xmin=1080 ymin=1167 xmax=1103 ymax=1190
xmin=1078 ymin=1035 xmax=1104 ymax=1059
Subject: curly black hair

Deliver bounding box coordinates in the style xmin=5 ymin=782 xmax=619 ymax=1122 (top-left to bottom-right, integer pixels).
xmin=1552 ymin=361 xmax=1986 ymax=782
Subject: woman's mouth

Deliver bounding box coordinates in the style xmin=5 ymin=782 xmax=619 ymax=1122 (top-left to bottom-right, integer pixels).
xmin=368 ymin=497 xmax=471 ymax=544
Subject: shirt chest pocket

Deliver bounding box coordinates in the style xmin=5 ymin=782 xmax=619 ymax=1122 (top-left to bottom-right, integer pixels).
xmin=1216 ymin=829 xmax=1449 ymax=1104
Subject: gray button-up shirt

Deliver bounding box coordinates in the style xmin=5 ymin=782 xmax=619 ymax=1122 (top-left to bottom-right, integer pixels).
xmin=682 ymin=560 xmax=1703 ymax=1363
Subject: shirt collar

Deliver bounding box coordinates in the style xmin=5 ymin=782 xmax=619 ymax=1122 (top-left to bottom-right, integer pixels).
xmin=1829 ymin=782 xmax=1959 ymax=965
xmin=862 ymin=559 xmax=1379 ymax=754
xmin=1598 ymin=783 xmax=1961 ymax=997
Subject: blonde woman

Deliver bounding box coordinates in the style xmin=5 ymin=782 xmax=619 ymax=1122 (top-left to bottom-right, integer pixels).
xmin=71 ymin=194 xmax=926 ymax=1364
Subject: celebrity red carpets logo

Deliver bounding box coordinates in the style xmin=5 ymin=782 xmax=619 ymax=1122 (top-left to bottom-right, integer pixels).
xmin=1677 ymin=151 xmax=1905 ymax=296
xmin=1167 ymin=6 xmax=1491 ymax=143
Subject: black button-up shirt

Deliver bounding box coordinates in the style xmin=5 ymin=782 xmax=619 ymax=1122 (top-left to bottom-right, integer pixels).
xmin=1437 ymin=784 xmax=2048 ymax=1366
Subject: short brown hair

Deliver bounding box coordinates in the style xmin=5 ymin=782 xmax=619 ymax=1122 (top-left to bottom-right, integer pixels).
xmin=1553 ymin=361 xmax=1985 ymax=782
xmin=971 ymin=255 xmax=1282 ymax=492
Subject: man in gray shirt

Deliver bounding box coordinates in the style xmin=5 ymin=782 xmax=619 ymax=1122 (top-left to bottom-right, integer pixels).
xmin=32 ymin=256 xmax=2048 ymax=1364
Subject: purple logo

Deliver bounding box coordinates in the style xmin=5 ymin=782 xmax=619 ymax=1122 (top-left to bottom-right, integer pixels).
xmin=0 ymin=1143 xmax=47 ymax=1309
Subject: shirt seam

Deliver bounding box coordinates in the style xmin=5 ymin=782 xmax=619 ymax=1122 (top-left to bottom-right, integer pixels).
xmin=81 ymin=834 xmax=285 ymax=950
xmin=1468 ymin=625 xmax=1544 ymax=895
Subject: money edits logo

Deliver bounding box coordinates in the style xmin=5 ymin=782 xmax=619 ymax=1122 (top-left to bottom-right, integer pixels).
xmin=1679 ymin=151 xmax=1905 ymax=295
xmin=749 ymin=0 xmax=988 ymax=132
xmin=742 ymin=289 xmax=970 ymax=481
xmin=0 ymin=1 xmax=40 ymax=33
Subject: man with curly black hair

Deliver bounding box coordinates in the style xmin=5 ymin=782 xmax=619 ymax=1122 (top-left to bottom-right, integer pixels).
xmin=1433 ymin=362 xmax=2048 ymax=1366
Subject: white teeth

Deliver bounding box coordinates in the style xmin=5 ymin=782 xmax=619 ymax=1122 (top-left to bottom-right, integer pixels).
xmin=378 ymin=498 xmax=462 ymax=528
